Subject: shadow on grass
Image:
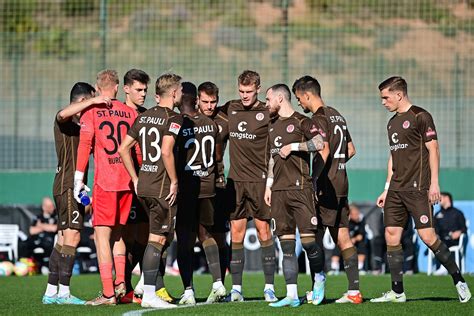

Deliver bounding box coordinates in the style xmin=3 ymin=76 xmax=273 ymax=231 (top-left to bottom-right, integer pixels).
xmin=406 ymin=297 xmax=458 ymax=302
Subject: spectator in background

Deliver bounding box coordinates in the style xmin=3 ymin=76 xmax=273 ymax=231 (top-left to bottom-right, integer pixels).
xmin=433 ymin=192 xmax=467 ymax=275
xmin=349 ymin=204 xmax=367 ymax=273
xmin=29 ymin=197 xmax=58 ymax=269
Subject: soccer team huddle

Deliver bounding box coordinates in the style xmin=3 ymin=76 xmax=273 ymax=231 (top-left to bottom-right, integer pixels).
xmin=45 ymin=69 xmax=471 ymax=308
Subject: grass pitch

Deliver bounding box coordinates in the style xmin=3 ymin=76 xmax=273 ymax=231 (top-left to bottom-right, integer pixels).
xmin=1 ymin=273 xmax=472 ymax=315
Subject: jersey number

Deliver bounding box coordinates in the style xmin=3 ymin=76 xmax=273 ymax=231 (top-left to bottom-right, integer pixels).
xmin=334 ymin=125 xmax=347 ymax=159
xmin=72 ymin=210 xmax=80 ymax=224
xmin=185 ymin=135 xmax=215 ymax=171
xmin=139 ymin=127 xmax=161 ymax=163
xmin=99 ymin=121 xmax=131 ymax=155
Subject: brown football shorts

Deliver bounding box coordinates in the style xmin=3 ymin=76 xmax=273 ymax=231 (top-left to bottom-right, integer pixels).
xmin=316 ymin=193 xmax=350 ymax=228
xmin=138 ymin=196 xmax=176 ymax=236
xmin=383 ymin=190 xmax=433 ymax=229
xmin=229 ymin=180 xmax=271 ymax=221
xmin=271 ymin=188 xmax=318 ymax=236
xmin=55 ymin=188 xmax=84 ymax=230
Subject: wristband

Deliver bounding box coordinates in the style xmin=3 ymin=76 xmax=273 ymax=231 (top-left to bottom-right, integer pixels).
xmin=290 ymin=143 xmax=299 ymax=151
xmin=384 ymin=182 xmax=390 ymax=190
xmin=266 ymin=178 xmax=274 ymax=188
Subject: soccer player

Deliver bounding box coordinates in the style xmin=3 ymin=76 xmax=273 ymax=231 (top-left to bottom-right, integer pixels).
xmin=118 ymin=73 xmax=182 ymax=309
xmin=44 ymin=83 xmax=110 ymax=305
xmin=170 ymin=82 xmax=226 ymax=305
xmin=197 ymin=81 xmax=230 ymax=281
xmin=263 ymin=84 xmax=324 ymax=307
xmin=222 ymin=70 xmax=277 ymax=302
xmin=282 ymin=75 xmax=361 ymax=304
xmin=119 ymin=69 xmax=152 ymax=303
xmin=74 ymin=70 xmax=139 ymax=305
xmin=371 ymin=76 xmax=471 ymax=303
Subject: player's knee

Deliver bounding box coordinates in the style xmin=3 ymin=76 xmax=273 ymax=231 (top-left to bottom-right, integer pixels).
xmin=420 ymin=233 xmax=437 ymax=247
xmin=231 ymin=228 xmax=245 ymax=243
xmin=256 ymin=224 xmax=271 ymax=241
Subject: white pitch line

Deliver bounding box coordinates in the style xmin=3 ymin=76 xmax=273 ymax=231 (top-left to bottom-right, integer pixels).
xmin=122 ymin=300 xmax=267 ymax=316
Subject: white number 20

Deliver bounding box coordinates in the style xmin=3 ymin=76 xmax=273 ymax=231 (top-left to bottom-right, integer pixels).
xmin=185 ymin=135 xmax=215 ymax=170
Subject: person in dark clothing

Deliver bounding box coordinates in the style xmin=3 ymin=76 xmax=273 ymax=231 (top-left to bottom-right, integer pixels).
xmin=435 ymin=192 xmax=467 ymax=248
xmin=433 ymin=192 xmax=467 ymax=274
xmin=29 ymin=197 xmax=58 ymax=269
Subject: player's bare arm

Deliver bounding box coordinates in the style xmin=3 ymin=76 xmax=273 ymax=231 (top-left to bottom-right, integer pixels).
xmin=376 ymin=154 xmax=393 ymax=208
xmin=161 ymin=134 xmax=178 ymax=206
xmin=216 ymin=141 xmax=223 ymax=162
xmin=264 ymin=155 xmax=275 ymax=207
xmin=279 ymin=134 xmax=324 ymax=159
xmin=425 ymin=139 xmax=440 ymax=205
xmin=118 ymin=135 xmax=139 ymax=194
xmin=57 ymin=96 xmax=111 ymax=123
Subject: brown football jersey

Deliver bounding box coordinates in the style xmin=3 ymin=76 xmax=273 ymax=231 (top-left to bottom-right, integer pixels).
xmin=175 ymin=112 xmax=219 ymax=198
xmin=387 ymin=105 xmax=437 ymax=191
xmin=127 ymin=106 xmax=180 ymax=198
xmin=212 ymin=108 xmax=229 ymax=182
xmin=53 ymin=113 xmax=87 ymax=195
xmin=312 ymin=106 xmax=353 ymax=197
xmin=223 ymin=99 xmax=270 ymax=182
xmin=269 ymin=112 xmax=319 ymax=191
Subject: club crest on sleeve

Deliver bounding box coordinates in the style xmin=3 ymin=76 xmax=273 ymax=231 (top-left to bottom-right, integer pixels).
xmin=169 ymin=122 xmax=181 ymax=135
xmin=420 ymin=215 xmax=429 ymax=224
xmin=256 ymin=113 xmax=264 ymax=121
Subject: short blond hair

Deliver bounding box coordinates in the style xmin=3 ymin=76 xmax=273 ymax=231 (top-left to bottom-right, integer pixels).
xmin=238 ymin=70 xmax=260 ymax=88
xmin=155 ymin=73 xmax=182 ymax=97
xmin=96 ymin=69 xmax=119 ymax=90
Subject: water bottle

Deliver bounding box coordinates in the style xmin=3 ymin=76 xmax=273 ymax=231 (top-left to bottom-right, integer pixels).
xmin=78 ymin=189 xmax=91 ymax=206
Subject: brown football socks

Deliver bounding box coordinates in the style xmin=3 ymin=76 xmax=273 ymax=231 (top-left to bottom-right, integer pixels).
xmin=260 ymin=239 xmax=276 ymax=286
xmin=47 ymin=243 xmax=62 ymax=286
xmin=341 ymin=246 xmax=360 ymax=291
xmin=156 ymin=248 xmax=168 ymax=290
xmin=230 ymin=242 xmax=245 ymax=287
xmin=280 ymin=239 xmax=298 ymax=285
xmin=203 ymin=238 xmax=222 ymax=282
xmin=59 ymin=245 xmax=76 ymax=286
xmin=387 ymin=244 xmax=404 ymax=294
xmin=142 ymin=242 xmax=164 ymax=286
xmin=429 ymin=239 xmax=465 ymax=284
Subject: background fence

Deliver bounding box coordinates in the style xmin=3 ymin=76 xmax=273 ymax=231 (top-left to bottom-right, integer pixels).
xmin=1 ymin=0 xmax=473 ymax=202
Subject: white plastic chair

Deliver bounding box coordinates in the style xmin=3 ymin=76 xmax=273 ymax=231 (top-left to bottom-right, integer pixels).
xmin=427 ymin=233 xmax=466 ymax=275
xmin=0 ymin=224 xmax=19 ymax=261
